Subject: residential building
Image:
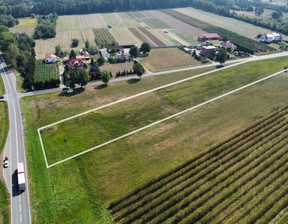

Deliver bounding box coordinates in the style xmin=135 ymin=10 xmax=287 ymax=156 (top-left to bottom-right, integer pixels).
xmin=201 ymin=46 xmax=217 ymax=56
xmin=44 ymin=54 xmax=59 ymax=63
xmin=260 ymin=32 xmax=282 ymax=43
xmin=221 ymin=41 xmax=237 ymax=50
xmin=65 ymin=59 xmax=86 ymax=70
xmin=99 ymin=49 xmax=110 ymax=59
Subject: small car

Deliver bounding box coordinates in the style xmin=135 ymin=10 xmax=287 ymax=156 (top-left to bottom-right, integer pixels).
xmin=3 ymin=157 xmax=8 ymax=168
xmin=67 ymin=89 xmax=74 ymax=93
xmin=0 ymin=96 xmax=4 ymax=99
xmin=62 ymin=87 xmax=69 ymax=91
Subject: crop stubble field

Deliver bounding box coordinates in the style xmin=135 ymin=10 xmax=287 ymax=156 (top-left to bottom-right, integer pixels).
xmin=22 ymin=56 xmax=288 ymax=223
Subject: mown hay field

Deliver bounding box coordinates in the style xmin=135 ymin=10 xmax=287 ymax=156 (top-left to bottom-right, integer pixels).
xmin=40 ymin=58 xmax=287 ymax=164
xmin=23 ymin=57 xmax=288 ymax=223
xmin=139 ymin=48 xmax=202 ymax=72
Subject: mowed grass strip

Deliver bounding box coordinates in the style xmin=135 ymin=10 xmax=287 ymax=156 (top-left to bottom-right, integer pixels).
xmin=111 ymin=107 xmax=288 ymax=224
xmin=40 ymin=57 xmax=288 ymax=164
xmin=0 ymin=75 xmax=5 ymax=96
xmin=0 ymin=102 xmax=10 ymax=224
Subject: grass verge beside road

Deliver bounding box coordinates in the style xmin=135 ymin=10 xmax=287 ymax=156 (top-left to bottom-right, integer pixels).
xmin=0 ymin=102 xmax=10 ymax=224
xmin=22 ymin=57 xmax=288 ymax=223
xmin=0 ymin=75 xmax=5 ymax=96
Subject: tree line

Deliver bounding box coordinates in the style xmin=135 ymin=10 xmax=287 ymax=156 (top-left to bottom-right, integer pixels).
xmin=0 ymin=26 xmax=36 ymax=89
xmin=33 ymin=13 xmax=58 ymax=39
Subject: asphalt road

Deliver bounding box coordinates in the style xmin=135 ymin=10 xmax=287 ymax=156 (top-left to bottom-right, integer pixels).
xmin=0 ymin=55 xmax=31 ymax=224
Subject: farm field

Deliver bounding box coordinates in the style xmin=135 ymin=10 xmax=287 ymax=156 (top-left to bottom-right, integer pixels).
xmin=94 ymin=28 xmax=118 ymax=47
xmin=110 ymin=105 xmax=288 ymax=224
xmin=34 ymin=60 xmax=60 ymax=90
xmin=40 ymin=57 xmax=288 ymax=164
xmin=16 ymin=17 xmax=37 ymax=27
xmin=175 ymin=7 xmax=288 ymax=39
xmin=23 ymin=57 xmax=288 ymax=223
xmin=139 ymin=48 xmax=202 ymax=72
xmin=0 ymin=102 xmax=10 ymax=224
xmin=100 ymin=62 xmax=134 ymax=76
xmin=109 ymin=28 xmax=141 ymax=45
xmin=146 ymin=10 xmax=206 ymax=39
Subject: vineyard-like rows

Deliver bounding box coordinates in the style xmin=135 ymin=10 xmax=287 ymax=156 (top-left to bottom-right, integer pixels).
xmin=109 ymin=106 xmax=288 ymax=223
xmin=34 ymin=60 xmax=60 ymax=89
xmin=93 ymin=28 xmax=118 ymax=47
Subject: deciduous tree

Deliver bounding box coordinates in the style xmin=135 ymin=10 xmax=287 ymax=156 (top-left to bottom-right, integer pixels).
xmin=100 ymin=70 xmax=111 ymax=86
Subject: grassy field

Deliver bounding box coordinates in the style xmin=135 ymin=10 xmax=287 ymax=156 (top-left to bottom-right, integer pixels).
xmin=139 ymin=48 xmax=202 ymax=72
xmin=109 ymin=28 xmax=141 ymax=45
xmin=40 ymin=57 xmax=288 ymax=165
xmin=23 ymin=57 xmax=288 ymax=223
xmin=100 ymin=62 xmax=134 ymax=76
xmin=0 ymin=102 xmax=10 ymax=224
xmin=16 ymin=18 xmax=37 ymax=27
xmin=0 ymin=75 xmax=4 ymax=96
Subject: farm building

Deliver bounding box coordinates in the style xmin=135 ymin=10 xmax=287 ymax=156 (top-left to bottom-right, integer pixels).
xmin=221 ymin=41 xmax=237 ymax=51
xmin=201 ymin=46 xmax=217 ymax=56
xmin=198 ymin=33 xmax=221 ymax=42
xmin=44 ymin=54 xmax=59 ymax=63
xmin=260 ymin=32 xmax=282 ymax=43
xmin=65 ymin=59 xmax=86 ymax=70
xmin=99 ymin=49 xmax=110 ymax=59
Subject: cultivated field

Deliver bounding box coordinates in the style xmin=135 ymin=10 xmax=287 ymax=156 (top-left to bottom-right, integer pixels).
xmin=94 ymin=28 xmax=118 ymax=47
xmin=34 ymin=60 xmax=60 ymax=89
xmin=100 ymin=62 xmax=134 ymax=76
xmin=110 ymin=106 xmax=288 ymax=223
xmin=40 ymin=58 xmax=287 ymax=165
xmin=109 ymin=28 xmax=141 ymax=45
xmin=175 ymin=7 xmax=288 ymax=39
xmin=23 ymin=57 xmax=288 ymax=223
xmin=139 ymin=48 xmax=202 ymax=72
xmin=15 ymin=18 xmax=37 ymax=27
xmin=147 ymin=10 xmax=206 ymax=39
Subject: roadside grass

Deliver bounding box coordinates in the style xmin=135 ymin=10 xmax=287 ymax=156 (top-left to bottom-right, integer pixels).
xmin=0 ymin=102 xmax=10 ymax=224
xmin=15 ymin=18 xmax=37 ymax=27
xmin=138 ymin=48 xmax=203 ymax=72
xmin=22 ymin=57 xmax=288 ymax=223
xmin=41 ymin=57 xmax=288 ymax=164
xmin=0 ymin=75 xmax=5 ymax=96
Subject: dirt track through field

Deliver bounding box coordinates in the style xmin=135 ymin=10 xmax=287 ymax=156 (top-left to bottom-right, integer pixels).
xmin=147 ymin=10 xmax=206 ymax=38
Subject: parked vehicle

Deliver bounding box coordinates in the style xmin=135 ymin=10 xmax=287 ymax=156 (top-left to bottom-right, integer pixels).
xmin=62 ymin=87 xmax=69 ymax=90
xmin=0 ymin=96 xmax=4 ymax=99
xmin=67 ymin=89 xmax=74 ymax=93
xmin=3 ymin=157 xmax=8 ymax=168
xmin=17 ymin=162 xmax=26 ymax=191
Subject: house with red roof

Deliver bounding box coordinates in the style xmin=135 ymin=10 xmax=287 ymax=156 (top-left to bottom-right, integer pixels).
xmin=198 ymin=33 xmax=221 ymax=42
xmin=66 ymin=58 xmax=86 ymax=70
xmin=221 ymin=41 xmax=237 ymax=51
xmin=44 ymin=54 xmax=59 ymax=63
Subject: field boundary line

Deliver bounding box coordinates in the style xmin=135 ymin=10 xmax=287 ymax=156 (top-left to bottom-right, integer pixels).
xmin=46 ymin=69 xmax=286 ymax=168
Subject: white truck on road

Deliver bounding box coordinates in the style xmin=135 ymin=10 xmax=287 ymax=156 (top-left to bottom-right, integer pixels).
xmin=17 ymin=162 xmax=26 ymax=191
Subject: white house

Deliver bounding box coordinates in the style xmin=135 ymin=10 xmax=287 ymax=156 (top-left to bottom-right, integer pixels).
xmin=44 ymin=54 xmax=59 ymax=63
xmin=260 ymin=32 xmax=282 ymax=43
xmin=221 ymin=41 xmax=237 ymax=51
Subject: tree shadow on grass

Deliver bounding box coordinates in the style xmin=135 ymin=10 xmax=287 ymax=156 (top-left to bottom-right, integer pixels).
xmin=95 ymin=84 xmax=107 ymax=90
xmin=58 ymin=88 xmax=85 ymax=97
xmin=127 ymin=78 xmax=140 ymax=84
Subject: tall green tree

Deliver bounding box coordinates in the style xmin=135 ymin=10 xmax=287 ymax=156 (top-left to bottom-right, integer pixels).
xmin=140 ymin=42 xmax=151 ymax=54
xmin=100 ymin=70 xmax=111 ymax=86
xmin=129 ymin=46 xmax=139 ymax=57
xmin=69 ymin=50 xmax=76 ymax=60
xmin=67 ymin=68 xmax=90 ymax=88
xmin=215 ymin=49 xmax=227 ymax=66
xmin=55 ymin=44 xmax=61 ymax=57
xmin=133 ymin=62 xmax=145 ymax=79
xmin=97 ymin=56 xmax=105 ymax=66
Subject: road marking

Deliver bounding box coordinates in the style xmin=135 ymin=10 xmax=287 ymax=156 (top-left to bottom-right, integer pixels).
xmin=47 ymin=69 xmax=287 ymax=168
